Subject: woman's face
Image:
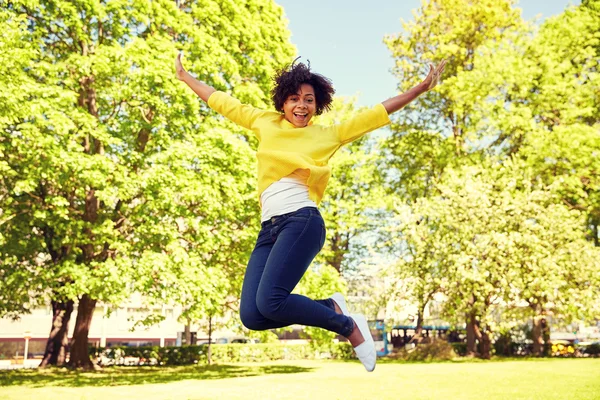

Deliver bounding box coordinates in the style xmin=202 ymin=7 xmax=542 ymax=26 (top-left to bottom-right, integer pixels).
xmin=283 ymin=83 xmax=316 ymax=128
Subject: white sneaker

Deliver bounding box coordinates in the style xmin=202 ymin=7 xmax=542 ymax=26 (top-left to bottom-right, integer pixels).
xmin=330 ymin=292 xmax=349 ymax=315
xmin=351 ymin=314 xmax=376 ymax=372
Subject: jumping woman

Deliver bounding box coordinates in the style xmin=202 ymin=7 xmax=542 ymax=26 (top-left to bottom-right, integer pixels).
xmin=176 ymin=53 xmax=446 ymax=371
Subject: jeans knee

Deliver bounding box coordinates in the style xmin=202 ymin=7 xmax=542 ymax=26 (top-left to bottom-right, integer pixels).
xmin=240 ymin=307 xmax=266 ymax=331
xmin=256 ymin=293 xmax=285 ymax=321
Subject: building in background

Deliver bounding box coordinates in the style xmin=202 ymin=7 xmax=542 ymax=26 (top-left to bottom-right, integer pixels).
xmin=0 ymin=293 xmax=237 ymax=365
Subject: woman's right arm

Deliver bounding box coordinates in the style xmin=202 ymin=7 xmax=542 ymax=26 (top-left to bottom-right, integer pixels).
xmin=175 ymin=52 xmax=265 ymax=134
xmin=175 ymin=52 xmax=216 ymax=102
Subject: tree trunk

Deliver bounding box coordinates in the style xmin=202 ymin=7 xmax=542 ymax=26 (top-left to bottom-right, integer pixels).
xmin=410 ymin=307 xmax=425 ymax=344
xmin=479 ymin=326 xmax=492 ymax=360
xmin=531 ymin=315 xmax=544 ymax=356
xmin=207 ymin=316 xmax=213 ymax=365
xmin=40 ymin=300 xmax=74 ymax=367
xmin=466 ymin=313 xmax=478 ymax=357
xmin=67 ymin=294 xmax=98 ymax=370
xmin=327 ymin=229 xmax=348 ymax=274
xmin=541 ymin=318 xmax=551 ymax=356
xmin=470 ymin=318 xmax=493 ymax=359
xmin=68 ymin=63 xmax=103 ymax=371
xmin=184 ymin=321 xmax=192 ymax=345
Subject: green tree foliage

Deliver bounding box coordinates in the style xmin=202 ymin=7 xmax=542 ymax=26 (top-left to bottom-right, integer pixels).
xmin=129 ymin=126 xmax=258 ymax=359
xmin=389 ymin=160 xmax=599 ymax=357
xmin=295 ymin=263 xmax=346 ymax=348
xmin=381 ymin=0 xmax=531 ymax=355
xmin=383 ymin=0 xmax=528 ymax=200
xmin=0 ymin=0 xmax=294 ymax=369
xmin=445 ymin=1 xmax=600 ymax=237
xmin=385 ymin=195 xmax=453 ymax=342
xmin=446 ymin=0 xmax=600 ymax=242
xmin=520 ymin=3 xmax=600 ymax=245
xmin=0 ymin=10 xmax=55 ymax=319
xmin=440 ymin=161 xmax=598 ymax=357
xmin=381 ymin=0 xmax=599 ymax=358
xmin=315 ymin=98 xmax=389 ymax=275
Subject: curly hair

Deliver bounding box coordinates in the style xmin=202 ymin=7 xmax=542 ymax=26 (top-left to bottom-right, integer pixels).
xmin=271 ymin=57 xmax=335 ymax=115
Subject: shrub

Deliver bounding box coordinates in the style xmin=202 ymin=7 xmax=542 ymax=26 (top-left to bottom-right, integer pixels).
xmin=90 ymin=342 xmax=356 ymax=366
xmin=392 ymin=341 xmax=458 ymax=361
xmin=451 ymin=342 xmax=467 ymax=356
xmin=91 ymin=345 xmax=208 ymax=366
xmin=581 ymin=343 xmax=600 ymax=356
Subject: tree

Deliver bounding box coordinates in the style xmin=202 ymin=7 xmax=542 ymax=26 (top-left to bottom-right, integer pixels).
xmin=383 ymin=0 xmax=529 ymax=200
xmin=0 ymin=9 xmax=93 ymax=365
xmin=385 ymin=157 xmax=600 ymax=358
xmin=382 ymin=0 xmax=600 ymax=356
xmin=128 ymin=126 xmax=259 ymax=365
xmin=384 ymin=198 xmax=453 ymax=344
xmin=382 ymin=0 xmax=531 ymax=351
xmin=1 ymin=0 xmax=294 ymax=369
xmin=315 ymin=98 xmax=389 ymax=274
xmin=438 ymin=161 xmax=598 ymax=357
xmin=518 ymin=2 xmax=600 ymax=246
xmin=447 ymin=0 xmax=600 ymax=240
xmin=0 ymin=11 xmax=41 ymax=319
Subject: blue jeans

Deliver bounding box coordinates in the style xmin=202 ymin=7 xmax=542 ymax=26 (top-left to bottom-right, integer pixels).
xmin=240 ymin=207 xmax=354 ymax=337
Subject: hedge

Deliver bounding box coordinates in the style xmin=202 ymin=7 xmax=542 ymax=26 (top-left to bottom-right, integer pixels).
xmin=582 ymin=343 xmax=600 ymax=356
xmin=90 ymin=342 xmax=355 ymax=366
xmin=392 ymin=341 xmax=458 ymax=361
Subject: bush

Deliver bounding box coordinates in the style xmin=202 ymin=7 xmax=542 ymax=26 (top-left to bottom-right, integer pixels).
xmin=329 ymin=342 xmax=355 ymax=360
xmin=451 ymin=342 xmax=467 ymax=356
xmin=494 ymin=333 xmax=512 ymax=356
xmin=210 ymin=343 xmax=312 ymax=363
xmin=580 ymin=343 xmax=600 ymax=356
xmin=90 ymin=342 xmax=356 ymax=366
xmin=391 ymin=341 xmax=458 ymax=362
xmin=493 ymin=325 xmax=536 ymax=356
xmin=551 ymin=342 xmax=576 ymax=357
xmin=91 ymin=345 xmax=208 ymax=366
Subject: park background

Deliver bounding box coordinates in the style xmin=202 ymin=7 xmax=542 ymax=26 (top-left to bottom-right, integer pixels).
xmin=0 ymin=0 xmax=599 ymax=398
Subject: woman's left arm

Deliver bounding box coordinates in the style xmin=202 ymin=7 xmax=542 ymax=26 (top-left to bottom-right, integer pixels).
xmin=381 ymin=60 xmax=447 ymax=115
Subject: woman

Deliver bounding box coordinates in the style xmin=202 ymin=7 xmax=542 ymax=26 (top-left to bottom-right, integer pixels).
xmin=176 ymin=53 xmax=446 ymax=371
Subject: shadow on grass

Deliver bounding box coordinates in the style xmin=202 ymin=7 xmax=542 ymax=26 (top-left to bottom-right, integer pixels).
xmin=0 ymin=363 xmax=314 ymax=388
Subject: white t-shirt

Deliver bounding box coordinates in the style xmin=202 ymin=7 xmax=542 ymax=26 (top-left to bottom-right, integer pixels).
xmin=260 ymin=169 xmax=317 ymax=222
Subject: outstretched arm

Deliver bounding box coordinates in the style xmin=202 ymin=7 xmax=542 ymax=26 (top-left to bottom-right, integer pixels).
xmin=381 ymin=60 xmax=447 ymax=115
xmin=175 ymin=52 xmax=266 ymax=132
xmin=175 ymin=52 xmax=216 ymax=103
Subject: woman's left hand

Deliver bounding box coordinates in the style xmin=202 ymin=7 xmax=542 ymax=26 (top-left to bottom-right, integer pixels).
xmin=422 ymin=60 xmax=447 ymax=91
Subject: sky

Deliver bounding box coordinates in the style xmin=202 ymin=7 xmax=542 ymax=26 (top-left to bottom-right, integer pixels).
xmin=275 ymin=0 xmax=582 ymax=107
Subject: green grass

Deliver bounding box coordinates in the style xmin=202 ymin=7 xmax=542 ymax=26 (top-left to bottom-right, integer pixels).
xmin=1 ymin=358 xmax=599 ymax=400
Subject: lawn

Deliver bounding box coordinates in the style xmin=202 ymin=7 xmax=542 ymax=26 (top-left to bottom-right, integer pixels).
xmin=1 ymin=358 xmax=599 ymax=400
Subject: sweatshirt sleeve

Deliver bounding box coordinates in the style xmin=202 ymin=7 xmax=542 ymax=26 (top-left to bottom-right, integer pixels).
xmin=335 ymin=103 xmax=391 ymax=145
xmin=207 ymin=91 xmax=266 ymax=136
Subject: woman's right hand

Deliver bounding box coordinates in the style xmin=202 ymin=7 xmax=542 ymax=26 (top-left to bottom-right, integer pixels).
xmin=175 ymin=52 xmax=187 ymax=81
xmin=174 ymin=51 xmax=216 ymax=102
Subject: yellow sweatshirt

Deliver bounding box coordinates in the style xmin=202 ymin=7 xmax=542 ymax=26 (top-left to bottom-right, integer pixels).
xmin=207 ymin=91 xmax=391 ymax=206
